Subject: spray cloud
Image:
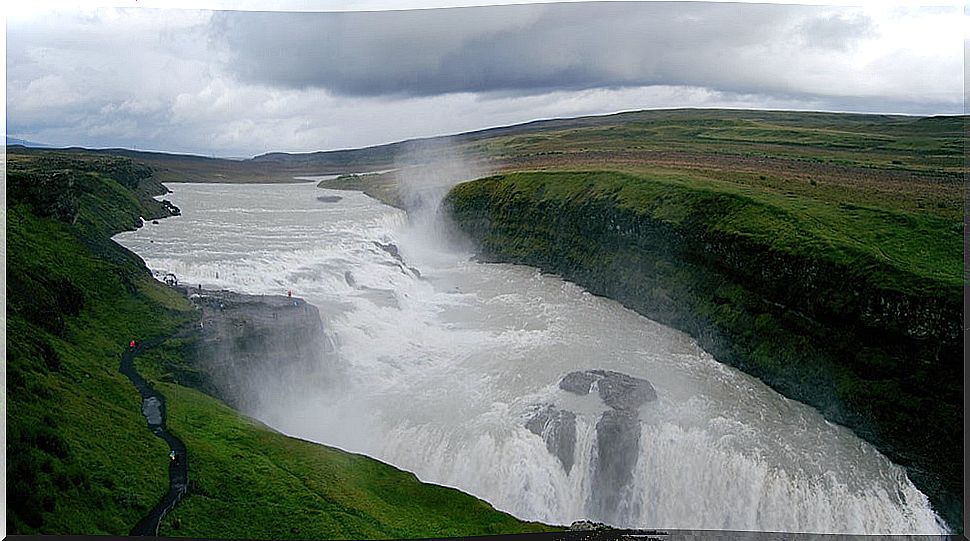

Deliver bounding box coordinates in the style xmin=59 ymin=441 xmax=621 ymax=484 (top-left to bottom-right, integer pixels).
xmin=391 ymin=138 xmax=493 ymax=242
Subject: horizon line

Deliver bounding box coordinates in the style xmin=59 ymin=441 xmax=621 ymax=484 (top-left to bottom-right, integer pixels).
xmin=8 ymin=105 xmax=964 ymax=160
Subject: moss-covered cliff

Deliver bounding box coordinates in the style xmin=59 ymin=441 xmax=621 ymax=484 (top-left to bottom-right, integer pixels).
xmin=444 ymin=170 xmax=963 ymax=531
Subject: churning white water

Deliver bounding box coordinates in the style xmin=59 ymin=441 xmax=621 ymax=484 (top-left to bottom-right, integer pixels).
xmin=115 ymin=181 xmax=947 ymax=534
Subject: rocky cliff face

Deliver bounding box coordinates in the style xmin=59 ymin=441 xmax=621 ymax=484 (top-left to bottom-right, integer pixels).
xmin=445 ymin=176 xmax=963 ymax=530
xmin=182 ymin=288 xmax=337 ymax=415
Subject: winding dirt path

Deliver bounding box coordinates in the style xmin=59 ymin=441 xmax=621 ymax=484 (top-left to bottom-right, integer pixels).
xmin=119 ymin=337 xmax=189 ymax=536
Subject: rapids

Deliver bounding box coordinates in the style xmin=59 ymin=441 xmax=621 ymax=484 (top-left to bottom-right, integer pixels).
xmin=114 ymin=181 xmax=947 ymax=534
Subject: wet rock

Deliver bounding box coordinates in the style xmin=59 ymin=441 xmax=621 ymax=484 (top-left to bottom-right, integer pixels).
xmin=371 ymin=242 xmax=423 ymax=280
xmin=592 ymin=370 xmax=657 ymax=412
xmin=556 ymin=369 xmax=655 ymax=521
xmin=525 ymin=405 xmax=577 ymax=473
xmin=590 ymin=409 xmax=641 ymax=520
xmin=568 ymin=520 xmax=612 ymax=531
xmin=559 ymin=370 xmax=598 ymax=395
xmin=317 ymin=195 xmax=343 ymax=203
xmin=179 ymin=287 xmax=336 ymax=413
xmin=560 ymin=369 xmax=657 ymax=412
xmin=161 ymin=199 xmax=180 ymax=216
xmin=373 ymin=241 xmax=403 ymax=263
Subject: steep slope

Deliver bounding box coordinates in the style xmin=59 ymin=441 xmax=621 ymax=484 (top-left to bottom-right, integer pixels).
xmin=7 ymin=151 xmax=191 ymax=533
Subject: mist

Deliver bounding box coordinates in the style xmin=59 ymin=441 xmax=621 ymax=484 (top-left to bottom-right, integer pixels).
xmin=394 ymin=139 xmax=492 ymax=212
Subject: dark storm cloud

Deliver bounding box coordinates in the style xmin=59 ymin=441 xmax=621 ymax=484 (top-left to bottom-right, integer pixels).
xmin=212 ymin=2 xmax=863 ymax=98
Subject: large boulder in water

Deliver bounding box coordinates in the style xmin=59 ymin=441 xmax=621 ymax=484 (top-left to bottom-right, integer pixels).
xmin=590 ymin=409 xmax=641 ymax=520
xmin=560 ymin=369 xmax=657 ymax=412
xmin=525 ymin=404 xmax=577 ymax=473
xmin=559 ymin=368 xmax=656 ymax=523
xmin=594 ymin=371 xmax=657 ymax=412
xmin=559 ymin=371 xmax=598 ymax=395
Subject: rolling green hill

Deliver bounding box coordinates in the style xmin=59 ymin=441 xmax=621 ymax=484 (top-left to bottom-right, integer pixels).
xmin=11 ymin=110 xmax=963 ymax=221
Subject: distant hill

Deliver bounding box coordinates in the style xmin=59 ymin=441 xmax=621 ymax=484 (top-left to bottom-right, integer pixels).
xmin=8 ymin=108 xmax=965 ymax=194
xmin=6 ymin=137 xmax=52 ymax=148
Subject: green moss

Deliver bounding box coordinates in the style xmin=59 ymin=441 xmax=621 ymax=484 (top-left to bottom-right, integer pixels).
xmin=452 ymin=170 xmax=961 ymax=296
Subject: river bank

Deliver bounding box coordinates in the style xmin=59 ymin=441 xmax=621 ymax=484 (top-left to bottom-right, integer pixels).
xmin=443 ymin=170 xmax=963 ymax=532
xmin=6 ymin=148 xmax=557 ymax=538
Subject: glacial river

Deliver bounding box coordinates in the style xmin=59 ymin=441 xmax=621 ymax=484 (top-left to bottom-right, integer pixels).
xmin=115 ymin=181 xmax=947 ymax=534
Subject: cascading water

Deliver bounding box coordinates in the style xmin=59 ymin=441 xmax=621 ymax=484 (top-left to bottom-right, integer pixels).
xmin=115 ymin=180 xmax=948 ymax=534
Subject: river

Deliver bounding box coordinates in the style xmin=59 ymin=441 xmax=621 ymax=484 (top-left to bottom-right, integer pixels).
xmin=114 ymin=180 xmax=947 ymax=534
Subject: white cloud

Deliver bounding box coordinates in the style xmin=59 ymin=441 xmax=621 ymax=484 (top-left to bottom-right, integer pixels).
xmin=5 ymin=3 xmax=963 ymax=157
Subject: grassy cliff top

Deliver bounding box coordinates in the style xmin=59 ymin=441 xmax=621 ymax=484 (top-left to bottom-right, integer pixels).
xmin=448 ymin=170 xmax=963 ymax=297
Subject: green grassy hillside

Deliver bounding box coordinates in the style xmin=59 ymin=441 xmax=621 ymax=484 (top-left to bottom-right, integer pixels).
xmin=456 ymin=170 xmax=962 ymax=295
xmin=14 ymin=111 xmax=963 ymax=215
xmin=309 ymin=110 xmax=963 ymax=225
xmin=6 ymin=149 xmax=557 ymax=537
xmin=268 ymin=109 xmax=964 ymax=181
xmin=7 ymin=152 xmax=193 ymax=533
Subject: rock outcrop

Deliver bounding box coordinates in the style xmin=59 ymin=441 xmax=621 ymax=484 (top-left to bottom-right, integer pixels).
xmin=181 ymin=287 xmax=336 ymax=413
xmin=372 ymin=241 xmax=423 ymax=279
xmin=559 ymin=370 xmax=656 ymax=520
xmin=525 ymin=405 xmax=577 ymax=473
xmin=590 ymin=410 xmax=641 ymax=519
xmin=560 ymin=370 xmax=657 ymax=412
xmin=373 ymin=241 xmax=403 ymax=263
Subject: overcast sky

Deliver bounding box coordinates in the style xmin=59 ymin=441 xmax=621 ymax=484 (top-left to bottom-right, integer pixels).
xmin=5 ymin=2 xmax=963 ymax=157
